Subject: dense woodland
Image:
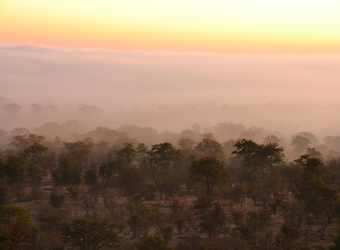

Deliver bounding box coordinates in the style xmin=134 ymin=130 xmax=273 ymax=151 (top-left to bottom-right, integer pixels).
xmin=1 ymin=121 xmax=340 ymax=249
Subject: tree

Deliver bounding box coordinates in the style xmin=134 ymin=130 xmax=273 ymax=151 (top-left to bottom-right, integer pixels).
xmin=0 ymin=205 xmax=34 ymax=250
xmin=290 ymin=135 xmax=310 ymax=156
xmin=84 ymin=168 xmax=98 ymax=190
xmin=229 ymin=184 xmax=247 ymax=207
xmin=195 ymin=138 xmax=224 ymax=161
xmin=118 ymin=167 xmax=148 ymax=196
xmin=60 ymin=217 xmax=122 ymax=250
xmin=263 ymin=134 xmax=281 ymax=144
xmin=52 ymin=157 xmax=82 ymax=187
xmin=193 ymin=196 xmax=227 ymax=239
xmin=0 ymin=179 xmax=9 ymax=207
xmin=115 ymin=142 xmax=137 ymax=167
xmin=235 ymin=209 xmax=272 ymax=239
xmin=294 ymin=154 xmax=324 ymax=176
xmin=9 ymin=134 xmax=44 ymax=154
xmin=232 ymin=139 xmax=261 ymax=184
xmin=125 ymin=196 xmax=151 ymax=238
xmin=149 ymin=142 xmax=182 ymax=170
xmin=63 ymin=140 xmax=94 ymax=169
xmin=281 ymin=200 xmax=305 ymax=230
xmin=258 ymin=142 xmax=284 ymax=172
xmin=1 ymin=156 xmax=26 ymax=186
xmin=307 ymin=147 xmax=323 ymax=160
xmin=169 ymin=198 xmax=194 ymax=235
xmin=2 ymin=103 xmax=21 ymax=113
xmin=329 ymin=219 xmax=340 ymax=250
xmin=49 ymin=191 xmax=65 ymax=209
xmin=190 ymin=157 xmax=231 ymax=197
xmin=295 ymin=176 xmax=338 ymax=235
xmin=23 ymin=142 xmax=48 ymax=165
xmin=138 ymin=234 xmax=174 ymax=250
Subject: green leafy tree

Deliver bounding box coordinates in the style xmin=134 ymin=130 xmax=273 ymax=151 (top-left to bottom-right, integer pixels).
xmin=60 ymin=217 xmax=122 ymax=250
xmin=190 ymin=157 xmax=231 ymax=197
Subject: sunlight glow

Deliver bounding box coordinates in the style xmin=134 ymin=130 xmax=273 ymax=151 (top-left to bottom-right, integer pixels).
xmin=1 ymin=0 xmax=340 ymax=53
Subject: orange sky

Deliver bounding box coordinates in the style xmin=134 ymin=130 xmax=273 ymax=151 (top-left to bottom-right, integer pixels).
xmin=1 ymin=0 xmax=340 ymax=53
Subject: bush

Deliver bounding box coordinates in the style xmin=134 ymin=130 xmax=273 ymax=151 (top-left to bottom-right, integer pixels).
xmin=49 ymin=191 xmax=65 ymax=208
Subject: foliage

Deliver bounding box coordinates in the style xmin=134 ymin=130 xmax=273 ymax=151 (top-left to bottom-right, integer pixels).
xmin=149 ymin=142 xmax=183 ymax=170
xmin=60 ymin=217 xmax=122 ymax=250
xmin=155 ymin=226 xmax=174 ymax=242
xmin=125 ymin=196 xmax=151 ymax=238
xmin=195 ymin=138 xmax=225 ymax=161
xmin=0 ymin=156 xmax=26 ymax=186
xmin=229 ymin=184 xmax=247 ymax=207
xmin=115 ymin=142 xmax=137 ymax=167
xmin=36 ymin=203 xmax=67 ymax=234
xmin=193 ymin=196 xmax=227 ymax=239
xmin=63 ymin=140 xmax=94 ymax=169
xmin=84 ymin=168 xmax=98 ymax=189
xmin=329 ymin=219 xmax=340 ymax=250
xmin=0 ymin=179 xmax=9 ymax=207
xmin=235 ymin=209 xmax=271 ymax=239
xmin=52 ymin=157 xmax=82 ymax=187
xmin=0 ymin=204 xmax=34 ymax=250
xmin=137 ymin=234 xmax=174 ymax=250
xmin=169 ymin=198 xmax=194 ymax=235
xmin=118 ymin=167 xmax=148 ymax=196
xmin=190 ymin=157 xmax=231 ymax=197
xmin=280 ymin=223 xmax=300 ymax=241
xmin=49 ymin=191 xmax=66 ymax=209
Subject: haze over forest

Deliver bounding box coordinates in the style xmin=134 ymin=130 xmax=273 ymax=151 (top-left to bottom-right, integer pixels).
xmin=1 ymin=43 xmax=340 ymax=140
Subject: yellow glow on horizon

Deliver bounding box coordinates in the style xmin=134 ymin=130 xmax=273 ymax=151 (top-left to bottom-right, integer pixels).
xmin=1 ymin=0 xmax=340 ymax=53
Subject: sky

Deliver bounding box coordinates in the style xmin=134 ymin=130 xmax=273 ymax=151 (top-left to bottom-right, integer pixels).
xmin=1 ymin=0 xmax=340 ymax=53
xmin=1 ymin=1 xmax=340 ymax=136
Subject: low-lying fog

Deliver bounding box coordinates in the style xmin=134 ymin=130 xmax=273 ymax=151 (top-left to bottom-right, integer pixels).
xmin=1 ymin=43 xmax=340 ymax=140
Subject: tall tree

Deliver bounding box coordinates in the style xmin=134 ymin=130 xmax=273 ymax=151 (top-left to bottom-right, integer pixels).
xmin=0 ymin=156 xmax=26 ymax=186
xmin=115 ymin=142 xmax=137 ymax=167
xmin=149 ymin=142 xmax=182 ymax=171
xmin=0 ymin=205 xmax=34 ymax=250
xmin=190 ymin=157 xmax=231 ymax=197
xmin=193 ymin=196 xmax=227 ymax=239
xmin=195 ymin=138 xmax=225 ymax=161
